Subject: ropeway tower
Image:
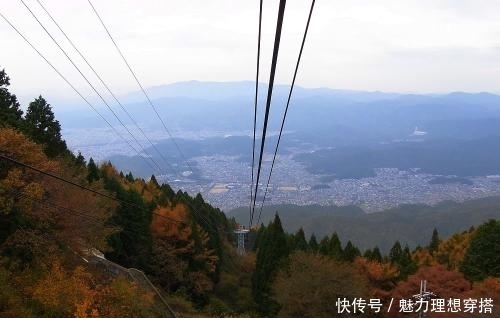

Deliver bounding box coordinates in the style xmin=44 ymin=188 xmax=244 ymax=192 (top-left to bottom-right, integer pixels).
xmin=234 ymin=224 xmax=250 ymax=255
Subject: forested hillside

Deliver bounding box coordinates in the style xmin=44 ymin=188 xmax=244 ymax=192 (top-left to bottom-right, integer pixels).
xmin=1 ymin=68 xmax=499 ymax=317
xmin=0 ymin=68 xmax=238 ymax=316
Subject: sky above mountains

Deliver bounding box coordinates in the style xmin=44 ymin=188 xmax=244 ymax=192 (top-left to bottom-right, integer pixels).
xmin=2 ymin=0 xmax=500 ymax=106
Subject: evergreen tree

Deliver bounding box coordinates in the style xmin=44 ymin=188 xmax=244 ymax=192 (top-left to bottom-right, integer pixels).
xmin=252 ymin=213 xmax=289 ymax=316
xmin=389 ymin=241 xmax=416 ymax=280
xmin=343 ymin=241 xmax=361 ymax=262
xmin=292 ymin=228 xmax=308 ymax=251
xmin=125 ymin=172 xmax=134 ymax=182
xmin=106 ymin=187 xmax=152 ymax=268
xmin=389 ymin=241 xmax=403 ymax=264
xmin=87 ymin=158 xmax=100 ymax=184
xmin=24 ymin=96 xmax=67 ymax=157
xmin=460 ymin=219 xmax=500 ymax=281
xmin=371 ymin=246 xmax=383 ymax=262
xmin=318 ymin=236 xmax=330 ymax=255
xmin=308 ymin=233 xmax=319 ymax=252
xmin=328 ymin=232 xmax=343 ymax=260
xmin=75 ymin=151 xmax=85 ymax=166
xmin=150 ymin=174 xmax=159 ymax=187
xmin=429 ymin=228 xmax=440 ymax=254
xmin=0 ymin=68 xmax=23 ymax=128
xmin=399 ymin=244 xmax=417 ymax=280
xmin=253 ymin=224 xmax=266 ymax=252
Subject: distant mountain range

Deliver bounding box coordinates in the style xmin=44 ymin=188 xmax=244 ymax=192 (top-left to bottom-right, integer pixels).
xmin=59 ymin=80 xmax=500 ymax=142
xmin=59 ymin=80 xmax=500 ymax=184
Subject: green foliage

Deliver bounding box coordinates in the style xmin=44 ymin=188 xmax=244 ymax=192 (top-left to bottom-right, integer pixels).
xmin=24 ymin=96 xmax=67 ymax=157
xmin=319 ymin=232 xmax=343 ymax=260
xmin=429 ymin=228 xmax=440 ymax=254
xmin=252 ymin=213 xmax=289 ymax=316
xmin=104 ymin=176 xmax=153 ymax=268
xmin=308 ymin=233 xmax=318 ymax=252
xmin=342 ymin=240 xmax=361 ymax=262
xmin=86 ymin=157 xmax=100 ymax=184
xmin=229 ymin=200 xmax=500 ymax=253
xmin=389 ymin=241 xmax=403 ymax=264
xmin=364 ymin=246 xmax=382 ymax=262
xmin=290 ymin=228 xmax=308 ymax=251
xmin=389 ymin=241 xmax=417 ymax=280
xmin=0 ymin=68 xmax=23 ymax=128
xmin=460 ymin=219 xmax=500 ymax=281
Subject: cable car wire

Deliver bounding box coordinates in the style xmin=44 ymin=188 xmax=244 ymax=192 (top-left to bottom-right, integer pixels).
xmin=257 ymin=0 xmax=316 ymax=226
xmin=250 ymin=0 xmax=287 ymax=227
xmin=249 ymin=0 xmax=263 ymax=228
xmin=19 ymin=0 xmax=163 ymax=174
xmin=34 ymin=0 xmax=176 ymax=175
xmin=87 ymin=0 xmax=194 ymax=174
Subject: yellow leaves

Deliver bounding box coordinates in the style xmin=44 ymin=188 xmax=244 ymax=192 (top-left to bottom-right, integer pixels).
xmin=436 ymin=231 xmax=472 ymax=270
xmin=2 ymin=168 xmax=26 ymax=189
xmin=0 ymin=128 xmax=58 ymax=172
xmin=32 ymin=262 xmax=96 ymax=317
xmin=31 ymin=261 xmax=160 ymax=318
xmin=412 ymin=248 xmax=438 ymax=268
xmin=355 ymin=257 xmax=399 ymax=284
xmin=95 ymin=277 xmax=157 ymax=318
xmin=273 ymin=252 xmax=370 ymax=318
xmin=152 ymin=204 xmax=188 ymax=238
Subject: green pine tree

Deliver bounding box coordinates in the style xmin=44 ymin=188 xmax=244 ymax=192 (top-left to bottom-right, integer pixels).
xmin=389 ymin=241 xmax=403 ymax=264
xmin=343 ymin=241 xmax=361 ymax=262
xmin=308 ymin=233 xmax=319 ymax=252
xmin=429 ymin=228 xmax=440 ymax=254
xmin=292 ymin=228 xmax=308 ymax=251
xmin=87 ymin=158 xmax=100 ymax=184
xmin=0 ymin=68 xmax=23 ymax=128
xmin=328 ymin=232 xmax=343 ymax=260
xmin=252 ymin=213 xmax=289 ymax=316
xmin=24 ymin=96 xmax=67 ymax=157
xmin=460 ymin=219 xmax=500 ymax=281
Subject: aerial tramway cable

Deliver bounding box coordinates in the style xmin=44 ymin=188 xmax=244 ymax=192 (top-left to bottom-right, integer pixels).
xmin=85 ymin=0 xmax=234 ymax=232
xmin=250 ymin=0 xmax=287 ymax=227
xmin=249 ymin=0 xmax=264 ymax=228
xmin=0 ymin=10 xmax=160 ymax=174
xmin=19 ymin=0 xmax=164 ymax=174
xmin=34 ymin=0 xmax=176 ymax=176
xmin=257 ymin=0 xmax=316 ymax=226
xmin=87 ymin=0 xmax=194 ymax=174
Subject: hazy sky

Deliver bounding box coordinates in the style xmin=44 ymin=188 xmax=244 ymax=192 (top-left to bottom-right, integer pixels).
xmin=1 ymin=0 xmax=500 ymax=105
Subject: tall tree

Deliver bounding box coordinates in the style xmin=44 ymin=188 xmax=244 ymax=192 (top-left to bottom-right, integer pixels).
xmin=291 ymin=228 xmax=308 ymax=251
xmin=428 ymin=228 xmax=440 ymax=254
xmin=252 ymin=213 xmax=289 ymax=316
xmin=0 ymin=68 xmax=23 ymax=128
xmin=460 ymin=219 xmax=500 ymax=281
xmin=308 ymin=233 xmax=319 ymax=252
xmin=24 ymin=96 xmax=67 ymax=157
xmin=389 ymin=241 xmax=403 ymax=264
xmin=389 ymin=241 xmax=416 ymax=280
xmin=343 ymin=240 xmax=361 ymax=262
xmin=86 ymin=158 xmax=100 ymax=184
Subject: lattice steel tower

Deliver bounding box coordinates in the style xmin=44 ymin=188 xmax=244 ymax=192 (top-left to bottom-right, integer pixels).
xmin=234 ymin=225 xmax=250 ymax=255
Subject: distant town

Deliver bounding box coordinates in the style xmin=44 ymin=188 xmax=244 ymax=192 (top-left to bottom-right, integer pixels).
xmin=159 ymin=154 xmax=500 ymax=213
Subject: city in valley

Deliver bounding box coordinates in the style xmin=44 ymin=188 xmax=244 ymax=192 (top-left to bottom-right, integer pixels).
xmin=169 ymin=155 xmax=500 ymax=213
xmin=64 ymin=129 xmax=500 ymax=213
